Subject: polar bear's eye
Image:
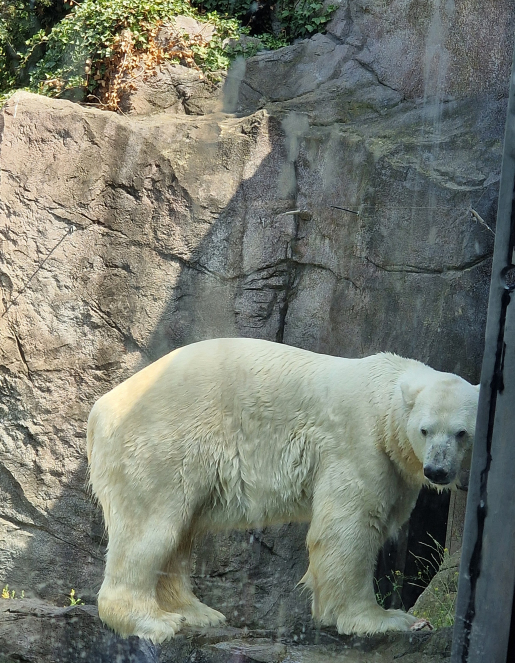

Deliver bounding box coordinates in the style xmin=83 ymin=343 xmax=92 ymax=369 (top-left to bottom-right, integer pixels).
xmin=456 ymin=430 xmax=467 ymax=439
xmin=420 ymin=428 xmax=428 ymax=436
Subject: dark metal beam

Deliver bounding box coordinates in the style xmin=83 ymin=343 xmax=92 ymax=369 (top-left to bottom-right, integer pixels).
xmin=451 ymin=44 xmax=515 ymax=663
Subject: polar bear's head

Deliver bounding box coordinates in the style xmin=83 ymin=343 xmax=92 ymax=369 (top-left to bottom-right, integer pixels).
xmin=400 ymin=372 xmax=480 ymax=487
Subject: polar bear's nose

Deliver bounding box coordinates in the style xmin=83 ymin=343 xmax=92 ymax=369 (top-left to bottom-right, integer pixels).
xmin=423 ymin=464 xmax=452 ymax=485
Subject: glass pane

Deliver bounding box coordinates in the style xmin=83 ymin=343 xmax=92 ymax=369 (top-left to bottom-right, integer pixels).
xmin=0 ymin=1 xmax=513 ymax=661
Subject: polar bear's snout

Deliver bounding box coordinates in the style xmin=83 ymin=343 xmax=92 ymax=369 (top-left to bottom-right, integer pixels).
xmin=423 ymin=463 xmax=454 ymax=486
xmin=423 ymin=436 xmax=460 ymax=486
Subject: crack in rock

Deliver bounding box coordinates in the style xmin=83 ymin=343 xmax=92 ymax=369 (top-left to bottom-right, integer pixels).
xmin=364 ymin=254 xmax=490 ymax=275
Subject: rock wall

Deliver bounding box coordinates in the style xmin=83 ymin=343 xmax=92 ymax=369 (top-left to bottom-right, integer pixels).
xmin=0 ymin=0 xmax=513 ymax=633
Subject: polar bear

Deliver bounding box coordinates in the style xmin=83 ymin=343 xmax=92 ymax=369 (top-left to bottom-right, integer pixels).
xmin=87 ymin=338 xmax=479 ymax=643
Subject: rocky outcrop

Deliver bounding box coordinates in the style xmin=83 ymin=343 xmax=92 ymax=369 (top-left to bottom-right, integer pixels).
xmin=117 ymin=20 xmax=223 ymax=116
xmin=0 ymin=0 xmax=513 ymax=640
xmin=0 ymin=599 xmax=452 ymax=663
xmin=118 ymin=61 xmax=224 ymax=116
xmin=411 ymin=549 xmax=461 ymax=628
xmin=327 ymin=0 xmax=513 ymax=99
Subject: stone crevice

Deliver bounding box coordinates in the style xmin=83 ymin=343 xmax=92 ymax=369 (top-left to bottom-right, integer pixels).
xmin=250 ymin=531 xmax=287 ymax=559
xmin=363 ymin=253 xmax=491 ymax=275
xmin=85 ymin=300 xmax=149 ymax=359
xmin=354 ymin=57 xmax=405 ymax=99
xmin=293 ymin=259 xmax=360 ymax=290
xmin=0 ymin=464 xmax=49 ymax=529
xmin=275 ymin=181 xmax=301 ymax=343
xmin=12 ymin=331 xmax=32 ymax=382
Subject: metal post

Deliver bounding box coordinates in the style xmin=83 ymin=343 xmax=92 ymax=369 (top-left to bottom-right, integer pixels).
xmin=451 ymin=42 xmax=515 ymax=663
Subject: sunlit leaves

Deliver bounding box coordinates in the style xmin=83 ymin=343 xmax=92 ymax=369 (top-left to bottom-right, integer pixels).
xmin=26 ymin=0 xmax=240 ymax=97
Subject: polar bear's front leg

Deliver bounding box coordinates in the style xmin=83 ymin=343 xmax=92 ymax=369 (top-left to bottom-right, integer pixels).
xmin=302 ymin=503 xmax=418 ymax=635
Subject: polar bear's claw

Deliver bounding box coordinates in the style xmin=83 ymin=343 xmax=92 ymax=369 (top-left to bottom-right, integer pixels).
xmin=410 ymin=617 xmax=433 ymax=631
xmin=180 ymin=602 xmax=227 ymax=628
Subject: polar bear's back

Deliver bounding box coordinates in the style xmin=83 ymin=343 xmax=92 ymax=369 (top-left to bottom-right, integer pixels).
xmin=93 ymin=338 xmax=332 ymax=428
xmin=88 ymin=339 xmax=348 ymax=526
xmin=87 ymin=338 xmax=410 ymax=468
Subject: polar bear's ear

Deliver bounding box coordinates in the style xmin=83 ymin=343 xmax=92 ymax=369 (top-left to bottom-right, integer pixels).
xmin=399 ymin=379 xmax=423 ymax=409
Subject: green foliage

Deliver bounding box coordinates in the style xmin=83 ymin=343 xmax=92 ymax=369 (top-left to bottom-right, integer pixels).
xmin=410 ymin=537 xmax=457 ymax=629
xmin=224 ymin=29 xmax=287 ymax=60
xmin=0 ymin=1 xmax=34 ymax=89
xmin=0 ymin=584 xmax=82 ymax=606
xmin=192 ymin=0 xmax=250 ymax=21
xmin=278 ymin=0 xmax=337 ymax=40
xmin=189 ymin=11 xmax=242 ymax=71
xmin=28 ymin=0 xmax=241 ymax=94
xmin=1 ymin=0 xmax=241 ymax=97
xmin=374 ymin=570 xmax=406 ymax=610
xmin=0 ymin=0 xmax=338 ymax=102
xmin=193 ymin=0 xmax=337 ymax=41
xmin=258 ymin=32 xmax=288 ymax=49
xmin=0 ymin=0 xmax=71 ymax=89
xmin=375 ymin=537 xmax=457 ymax=630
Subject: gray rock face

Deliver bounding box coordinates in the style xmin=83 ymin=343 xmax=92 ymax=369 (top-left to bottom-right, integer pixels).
xmin=0 ymin=0 xmax=513 ymax=640
xmin=325 ymin=0 xmax=514 ymax=99
xmin=118 ymin=61 xmax=224 ymax=116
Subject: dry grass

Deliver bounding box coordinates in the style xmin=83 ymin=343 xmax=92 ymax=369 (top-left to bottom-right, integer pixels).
xmin=86 ymin=23 xmax=209 ymax=111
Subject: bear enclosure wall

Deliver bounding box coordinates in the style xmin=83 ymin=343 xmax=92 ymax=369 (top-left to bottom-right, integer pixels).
xmin=0 ymin=0 xmax=514 ymax=633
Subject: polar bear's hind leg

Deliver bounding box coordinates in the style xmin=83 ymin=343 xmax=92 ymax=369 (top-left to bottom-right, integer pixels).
xmin=97 ymin=521 xmax=186 ymax=643
xmin=156 ymin=536 xmax=226 ymax=628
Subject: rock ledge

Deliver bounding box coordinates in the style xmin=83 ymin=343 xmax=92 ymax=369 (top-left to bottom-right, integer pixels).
xmin=0 ymin=599 xmax=452 ymax=662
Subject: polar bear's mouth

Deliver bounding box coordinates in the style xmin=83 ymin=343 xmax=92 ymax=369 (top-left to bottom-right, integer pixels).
xmin=423 ymin=465 xmax=455 ymax=486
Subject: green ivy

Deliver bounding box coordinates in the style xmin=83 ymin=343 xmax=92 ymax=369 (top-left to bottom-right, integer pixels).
xmin=25 ymin=0 xmax=241 ymax=94
xmin=0 ymin=1 xmax=36 ymax=89
xmin=190 ymin=11 xmax=242 ymax=71
xmin=192 ymin=0 xmax=337 ymax=41
xmin=278 ymin=0 xmax=337 ymax=40
xmin=192 ymin=0 xmax=250 ymax=21
xmin=0 ymin=0 xmax=73 ymax=89
xmin=1 ymin=0 xmax=338 ymax=100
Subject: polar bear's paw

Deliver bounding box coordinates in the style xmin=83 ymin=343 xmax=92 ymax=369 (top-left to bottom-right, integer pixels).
xmin=98 ymin=592 xmax=185 ymax=643
xmin=336 ymin=606 xmax=418 ymax=636
xmin=179 ymin=601 xmax=227 ymax=628
xmin=131 ymin=609 xmax=185 ymax=643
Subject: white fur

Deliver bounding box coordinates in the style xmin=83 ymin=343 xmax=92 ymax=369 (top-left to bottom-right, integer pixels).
xmin=87 ymin=338 xmax=479 ymax=642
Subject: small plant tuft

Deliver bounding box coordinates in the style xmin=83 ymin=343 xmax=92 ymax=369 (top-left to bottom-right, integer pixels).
xmin=68 ymin=588 xmax=84 ymax=606
xmin=1 ymin=584 xmax=25 ymax=599
xmin=374 ymin=569 xmax=406 ymax=610
xmin=375 ymin=536 xmax=458 ymax=629
xmin=410 ymin=537 xmax=458 ymax=629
